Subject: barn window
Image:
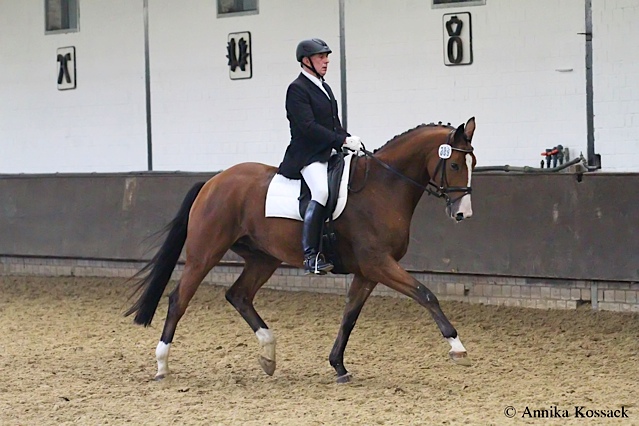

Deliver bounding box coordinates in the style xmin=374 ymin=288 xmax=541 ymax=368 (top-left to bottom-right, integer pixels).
xmin=45 ymin=0 xmax=79 ymax=33
xmin=217 ymin=0 xmax=258 ymax=17
xmin=433 ymin=0 xmax=486 ymax=8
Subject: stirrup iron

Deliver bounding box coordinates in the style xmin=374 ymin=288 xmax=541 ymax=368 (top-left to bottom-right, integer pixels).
xmin=304 ymin=252 xmax=333 ymax=275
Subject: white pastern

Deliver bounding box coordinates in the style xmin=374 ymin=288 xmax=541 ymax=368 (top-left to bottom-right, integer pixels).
xmin=255 ymin=328 xmax=276 ymax=362
xmin=156 ymin=341 xmax=171 ymax=377
xmin=446 ymin=336 xmax=467 ymax=353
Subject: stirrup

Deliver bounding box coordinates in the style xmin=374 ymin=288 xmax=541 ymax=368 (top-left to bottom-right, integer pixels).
xmin=304 ymin=252 xmax=333 ymax=275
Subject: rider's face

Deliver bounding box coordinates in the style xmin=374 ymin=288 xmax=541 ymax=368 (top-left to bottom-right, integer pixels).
xmin=304 ymin=53 xmax=330 ymax=77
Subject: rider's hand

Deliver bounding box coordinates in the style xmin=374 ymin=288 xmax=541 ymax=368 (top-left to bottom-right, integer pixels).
xmin=343 ymin=136 xmax=363 ymax=152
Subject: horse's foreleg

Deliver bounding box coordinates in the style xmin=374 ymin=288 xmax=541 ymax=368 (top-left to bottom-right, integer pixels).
xmin=329 ymin=275 xmax=377 ymax=383
xmin=368 ymin=259 xmax=471 ymax=367
xmin=155 ymin=258 xmax=217 ymax=380
xmin=225 ymin=253 xmax=281 ymax=376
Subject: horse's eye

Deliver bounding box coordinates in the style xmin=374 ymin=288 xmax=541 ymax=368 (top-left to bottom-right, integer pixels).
xmin=451 ymin=163 xmax=460 ymax=171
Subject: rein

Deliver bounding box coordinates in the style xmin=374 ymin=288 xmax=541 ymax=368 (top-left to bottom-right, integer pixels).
xmin=347 ymin=130 xmax=473 ymax=206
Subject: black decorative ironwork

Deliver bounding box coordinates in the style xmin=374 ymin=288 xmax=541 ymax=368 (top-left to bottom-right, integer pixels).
xmin=226 ymin=37 xmax=250 ymax=72
xmin=57 ymin=52 xmax=72 ymax=84
xmin=443 ymin=13 xmax=472 ymax=66
xmin=445 ymin=16 xmax=463 ymax=64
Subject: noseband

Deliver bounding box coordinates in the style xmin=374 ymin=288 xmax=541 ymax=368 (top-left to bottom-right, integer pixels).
xmin=351 ymin=130 xmax=473 ymax=207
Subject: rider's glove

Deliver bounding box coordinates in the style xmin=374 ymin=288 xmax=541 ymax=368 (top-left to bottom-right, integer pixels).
xmin=343 ymin=136 xmax=363 ymax=152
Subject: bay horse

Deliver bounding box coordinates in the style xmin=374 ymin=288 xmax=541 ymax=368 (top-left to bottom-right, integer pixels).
xmin=126 ymin=117 xmax=477 ymax=383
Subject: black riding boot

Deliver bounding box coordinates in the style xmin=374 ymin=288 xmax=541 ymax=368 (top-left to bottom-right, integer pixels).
xmin=302 ymin=201 xmax=334 ymax=275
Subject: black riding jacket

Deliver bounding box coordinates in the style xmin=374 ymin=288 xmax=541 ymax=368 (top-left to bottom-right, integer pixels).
xmin=277 ymin=73 xmax=348 ymax=179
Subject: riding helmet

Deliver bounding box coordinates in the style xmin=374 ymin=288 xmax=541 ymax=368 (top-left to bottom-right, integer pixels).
xmin=296 ymin=38 xmax=332 ymax=62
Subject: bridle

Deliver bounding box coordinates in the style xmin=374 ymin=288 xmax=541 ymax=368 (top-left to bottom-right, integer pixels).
xmin=348 ymin=130 xmax=474 ymax=207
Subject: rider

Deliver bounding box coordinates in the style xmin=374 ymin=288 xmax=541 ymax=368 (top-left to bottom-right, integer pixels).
xmin=277 ymin=38 xmax=363 ymax=275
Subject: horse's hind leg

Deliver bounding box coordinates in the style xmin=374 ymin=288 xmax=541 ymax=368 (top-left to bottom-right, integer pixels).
xmin=225 ymin=252 xmax=281 ymax=376
xmin=329 ymin=274 xmax=377 ymax=383
xmin=367 ymin=258 xmax=471 ymax=366
xmin=155 ymin=252 xmax=226 ymax=380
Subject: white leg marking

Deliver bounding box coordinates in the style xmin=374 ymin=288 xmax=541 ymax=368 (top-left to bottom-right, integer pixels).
xmin=156 ymin=341 xmax=171 ymax=377
xmin=255 ymin=328 xmax=276 ymax=362
xmin=447 ymin=336 xmax=467 ymax=353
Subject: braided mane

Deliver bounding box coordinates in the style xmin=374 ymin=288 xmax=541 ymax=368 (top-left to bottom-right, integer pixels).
xmin=373 ymin=122 xmax=455 ymax=153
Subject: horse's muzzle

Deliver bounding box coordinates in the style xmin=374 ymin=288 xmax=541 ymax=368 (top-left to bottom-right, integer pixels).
xmin=448 ymin=194 xmax=473 ymax=221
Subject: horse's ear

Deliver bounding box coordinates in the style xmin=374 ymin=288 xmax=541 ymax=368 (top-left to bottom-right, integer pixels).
xmin=464 ymin=117 xmax=476 ymax=141
xmin=454 ymin=122 xmax=466 ymax=143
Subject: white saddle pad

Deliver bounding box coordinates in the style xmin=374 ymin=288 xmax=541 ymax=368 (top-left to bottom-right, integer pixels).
xmin=265 ymin=154 xmax=354 ymax=221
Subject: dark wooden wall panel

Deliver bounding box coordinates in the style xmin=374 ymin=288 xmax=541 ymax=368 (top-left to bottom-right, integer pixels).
xmin=1 ymin=172 xmax=637 ymax=281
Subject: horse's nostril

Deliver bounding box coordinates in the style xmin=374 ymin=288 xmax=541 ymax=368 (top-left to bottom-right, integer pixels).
xmin=455 ymin=213 xmax=464 ymax=221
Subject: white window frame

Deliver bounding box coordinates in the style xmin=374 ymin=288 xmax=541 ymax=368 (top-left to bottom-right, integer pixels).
xmin=433 ymin=0 xmax=485 ymax=8
xmin=217 ymin=0 xmax=258 ymax=18
xmin=45 ymin=0 xmax=80 ymax=34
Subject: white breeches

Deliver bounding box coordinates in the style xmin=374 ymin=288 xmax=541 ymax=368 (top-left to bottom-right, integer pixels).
xmin=300 ymin=161 xmax=329 ymax=206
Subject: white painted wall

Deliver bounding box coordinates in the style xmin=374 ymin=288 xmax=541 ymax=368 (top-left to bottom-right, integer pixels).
xmin=592 ymin=0 xmax=639 ymax=171
xmin=0 ymin=1 xmax=147 ymax=173
xmin=346 ymin=0 xmax=587 ymax=169
xmin=0 ymin=1 xmax=637 ymax=173
xmin=147 ymin=0 xmax=342 ymax=172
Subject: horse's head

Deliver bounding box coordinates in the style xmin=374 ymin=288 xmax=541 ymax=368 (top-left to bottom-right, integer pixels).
xmin=427 ymin=117 xmax=476 ymax=222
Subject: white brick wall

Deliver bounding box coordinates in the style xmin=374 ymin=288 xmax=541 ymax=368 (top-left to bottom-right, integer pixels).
xmin=592 ymin=0 xmax=639 ymax=171
xmin=1 ymin=1 xmax=637 ymax=173
xmin=0 ymin=1 xmax=147 ymax=173
xmin=346 ymin=0 xmax=587 ymax=169
xmin=147 ymin=0 xmax=342 ymax=172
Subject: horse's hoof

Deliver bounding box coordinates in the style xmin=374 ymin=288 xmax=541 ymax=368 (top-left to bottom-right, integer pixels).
xmin=449 ymin=351 xmax=472 ymax=366
xmin=259 ymin=356 xmax=276 ymax=376
xmin=154 ymin=374 xmax=167 ymax=381
xmin=336 ymin=373 xmax=352 ymax=384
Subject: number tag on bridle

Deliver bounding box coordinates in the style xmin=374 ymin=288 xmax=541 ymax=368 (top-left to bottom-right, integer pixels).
xmin=438 ymin=144 xmax=452 ymax=159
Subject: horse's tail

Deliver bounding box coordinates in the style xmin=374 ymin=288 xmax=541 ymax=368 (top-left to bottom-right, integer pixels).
xmin=125 ymin=181 xmax=206 ymax=326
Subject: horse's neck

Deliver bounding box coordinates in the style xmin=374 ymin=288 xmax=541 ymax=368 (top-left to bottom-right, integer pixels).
xmin=375 ymin=131 xmax=439 ymax=187
xmin=372 ymin=133 xmax=439 ymax=214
